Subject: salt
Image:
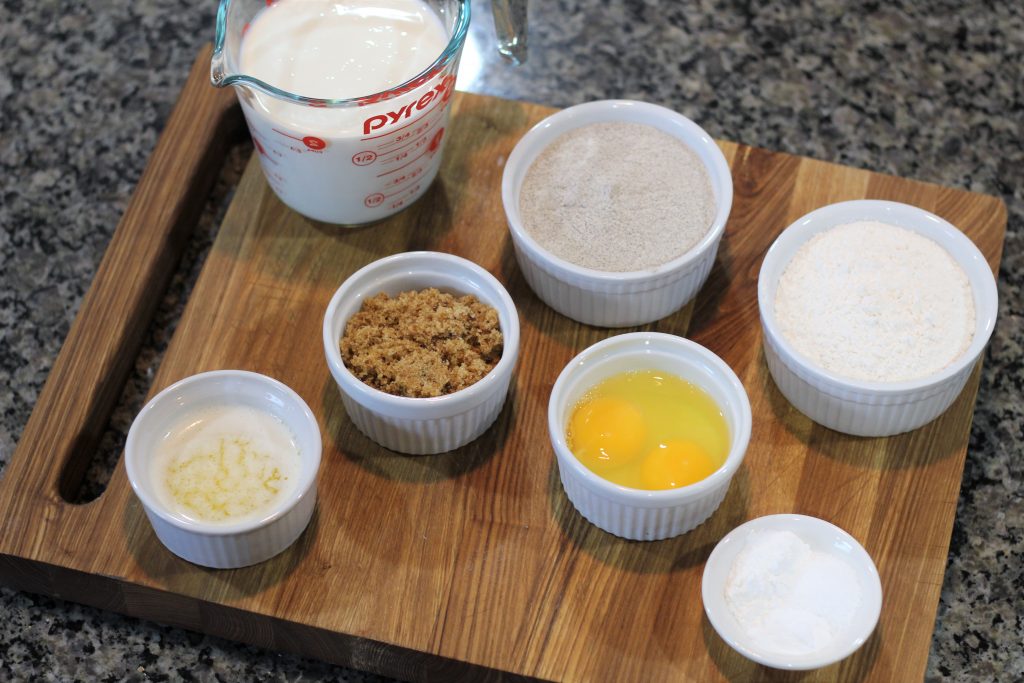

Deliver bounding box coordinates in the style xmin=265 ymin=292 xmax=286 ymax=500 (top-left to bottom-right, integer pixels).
xmin=724 ymin=529 xmax=863 ymax=656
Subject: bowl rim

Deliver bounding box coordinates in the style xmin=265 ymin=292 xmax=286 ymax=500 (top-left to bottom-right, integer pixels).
xmin=547 ymin=331 xmax=752 ymax=504
xmin=502 ymin=99 xmax=734 ymax=283
xmin=124 ymin=369 xmax=322 ymax=537
xmin=701 ymin=513 xmax=884 ymax=670
xmin=757 ymin=199 xmax=998 ymax=395
xmin=322 ymin=250 xmax=521 ymax=414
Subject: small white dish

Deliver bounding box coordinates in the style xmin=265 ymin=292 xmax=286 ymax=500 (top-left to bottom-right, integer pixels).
xmin=702 ymin=514 xmax=883 ymax=670
xmin=502 ymin=100 xmax=733 ymax=327
xmin=323 ymin=251 xmax=520 ymax=454
xmin=547 ymin=332 xmax=751 ymax=541
xmin=758 ymin=199 xmax=998 ymax=437
xmin=125 ymin=370 xmax=321 ymax=569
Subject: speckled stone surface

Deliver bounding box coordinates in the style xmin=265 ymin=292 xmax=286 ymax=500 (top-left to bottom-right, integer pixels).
xmin=1 ymin=0 xmax=1021 ymax=680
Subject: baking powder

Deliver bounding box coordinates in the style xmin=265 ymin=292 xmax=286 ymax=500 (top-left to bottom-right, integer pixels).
xmin=518 ymin=121 xmax=715 ymax=272
xmin=774 ymin=220 xmax=975 ymax=382
xmin=724 ymin=529 xmax=863 ymax=656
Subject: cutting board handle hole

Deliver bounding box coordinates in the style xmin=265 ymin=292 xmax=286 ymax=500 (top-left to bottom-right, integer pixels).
xmin=55 ymin=142 xmax=253 ymax=505
xmin=58 ymin=429 xmax=116 ymax=504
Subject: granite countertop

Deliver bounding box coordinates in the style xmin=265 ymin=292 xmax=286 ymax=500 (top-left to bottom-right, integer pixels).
xmin=1 ymin=0 xmax=1021 ymax=680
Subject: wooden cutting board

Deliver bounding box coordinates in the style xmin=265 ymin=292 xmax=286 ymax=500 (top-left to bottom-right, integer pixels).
xmin=0 ymin=46 xmax=1007 ymax=682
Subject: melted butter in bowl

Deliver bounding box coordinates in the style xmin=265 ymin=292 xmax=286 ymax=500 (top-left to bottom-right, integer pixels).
xmin=126 ymin=370 xmax=321 ymax=569
xmin=153 ymin=404 xmax=301 ymax=525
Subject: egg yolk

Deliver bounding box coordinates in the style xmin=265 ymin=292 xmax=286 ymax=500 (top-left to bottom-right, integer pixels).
xmin=568 ymin=396 xmax=646 ymax=471
xmin=640 ymin=440 xmax=718 ymax=489
xmin=565 ymin=369 xmax=729 ymax=490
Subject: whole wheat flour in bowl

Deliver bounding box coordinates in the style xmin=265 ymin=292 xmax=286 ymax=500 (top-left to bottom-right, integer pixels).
xmin=501 ymin=100 xmax=733 ymax=328
xmin=518 ymin=121 xmax=716 ymax=272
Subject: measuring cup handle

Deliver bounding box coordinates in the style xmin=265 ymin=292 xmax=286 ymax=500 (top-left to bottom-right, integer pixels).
xmin=1 ymin=44 xmax=243 ymax=511
xmin=492 ymin=0 xmax=528 ymax=64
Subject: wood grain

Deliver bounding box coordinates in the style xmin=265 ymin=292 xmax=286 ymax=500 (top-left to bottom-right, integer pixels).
xmin=0 ymin=47 xmax=1007 ymax=682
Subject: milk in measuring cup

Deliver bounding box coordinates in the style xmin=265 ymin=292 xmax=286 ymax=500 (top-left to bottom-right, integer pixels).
xmin=237 ymin=0 xmax=457 ymax=224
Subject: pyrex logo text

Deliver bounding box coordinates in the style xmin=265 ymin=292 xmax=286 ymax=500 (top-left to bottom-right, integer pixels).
xmin=362 ymin=75 xmax=456 ymax=136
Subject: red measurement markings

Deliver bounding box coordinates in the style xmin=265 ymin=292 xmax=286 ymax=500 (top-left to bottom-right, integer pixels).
xmin=378 ymin=111 xmax=438 ymax=149
xmin=386 ymin=166 xmax=424 ymax=187
xmin=428 ymin=127 xmax=445 ymax=153
xmin=376 ymin=147 xmax=431 ymax=178
xmin=381 ymin=168 xmax=425 ymax=198
xmin=378 ymin=132 xmax=430 ymax=162
xmin=366 ymin=174 xmax=428 ymax=211
xmin=385 ymin=149 xmax=411 ymax=165
xmin=272 ymin=128 xmax=302 ymax=141
xmin=382 ymin=129 xmax=415 ymax=150
xmin=385 ymin=182 xmax=417 ymax=199
xmin=352 ymin=151 xmax=377 ymax=166
xmin=271 ymin=129 xmax=328 ymax=151
xmin=386 ymin=182 xmax=424 ymax=210
xmin=377 ymin=112 xmax=442 ymax=163
xmin=248 ymin=129 xmax=281 ymax=166
xmin=377 ymin=104 xmax=446 ymax=152
xmin=302 ymin=135 xmax=326 ymax=150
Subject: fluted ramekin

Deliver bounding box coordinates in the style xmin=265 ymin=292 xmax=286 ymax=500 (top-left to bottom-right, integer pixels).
xmin=502 ymin=100 xmax=733 ymax=328
xmin=323 ymin=251 xmax=520 ymax=454
xmin=548 ymin=332 xmax=751 ymax=541
xmin=125 ymin=370 xmax=321 ymax=569
xmin=758 ymin=200 xmax=998 ymax=437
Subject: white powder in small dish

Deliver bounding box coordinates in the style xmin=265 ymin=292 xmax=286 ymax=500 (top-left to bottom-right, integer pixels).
xmin=773 ymin=220 xmax=975 ymax=382
xmin=518 ymin=121 xmax=716 ymax=272
xmin=724 ymin=529 xmax=863 ymax=656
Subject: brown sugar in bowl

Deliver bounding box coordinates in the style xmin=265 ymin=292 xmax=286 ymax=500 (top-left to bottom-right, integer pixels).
xmin=323 ymin=251 xmax=520 ymax=454
xmin=340 ymin=288 xmax=503 ymax=399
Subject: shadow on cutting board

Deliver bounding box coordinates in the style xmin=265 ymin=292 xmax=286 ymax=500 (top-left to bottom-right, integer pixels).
xmin=759 ymin=346 xmax=970 ymax=471
xmin=123 ymin=498 xmax=318 ymax=601
xmin=238 ymin=170 xmax=456 ymax=279
xmin=546 ymin=460 xmax=752 ymax=576
xmin=320 ymin=378 xmax=515 ymax=484
xmin=497 ymin=238 xmax=699 ymax=356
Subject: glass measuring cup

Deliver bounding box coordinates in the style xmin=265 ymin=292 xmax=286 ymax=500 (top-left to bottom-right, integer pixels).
xmin=211 ymin=0 xmax=471 ymax=225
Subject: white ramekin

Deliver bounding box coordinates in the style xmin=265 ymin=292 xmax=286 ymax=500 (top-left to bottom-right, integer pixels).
xmin=547 ymin=332 xmax=752 ymax=541
xmin=323 ymin=251 xmax=520 ymax=455
xmin=125 ymin=370 xmax=322 ymax=569
xmin=702 ymin=514 xmax=883 ymax=671
xmin=758 ymin=200 xmax=998 ymax=437
xmin=501 ymin=100 xmax=734 ymax=328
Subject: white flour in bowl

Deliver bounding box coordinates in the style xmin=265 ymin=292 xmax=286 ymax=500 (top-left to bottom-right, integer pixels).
xmin=518 ymin=121 xmax=716 ymax=272
xmin=774 ymin=220 xmax=975 ymax=382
